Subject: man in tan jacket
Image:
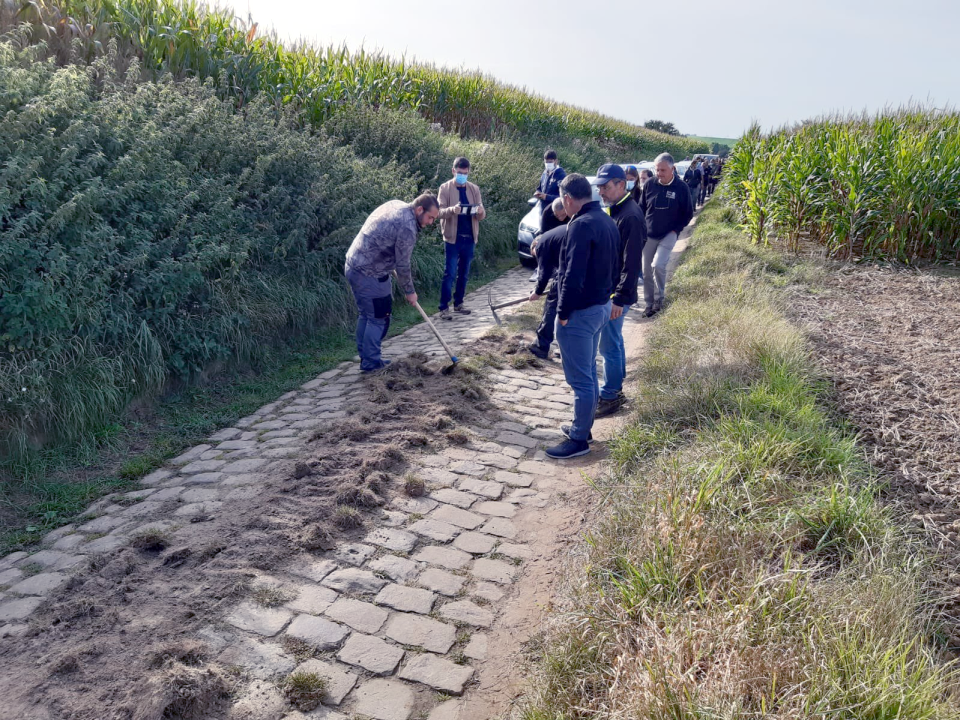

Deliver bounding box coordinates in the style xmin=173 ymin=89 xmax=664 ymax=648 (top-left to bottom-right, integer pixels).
xmin=437 ymin=157 xmax=486 ymax=319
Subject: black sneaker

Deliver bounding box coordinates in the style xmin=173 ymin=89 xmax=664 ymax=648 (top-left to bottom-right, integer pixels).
xmin=361 ymin=359 xmax=392 ymax=373
xmin=527 ymin=343 xmax=549 ymax=359
xmin=454 ymin=305 xmax=472 ymax=315
xmin=594 ymin=395 xmax=624 ymax=419
xmin=652 ymin=299 xmax=663 ymax=313
xmin=560 ymin=425 xmax=593 ymax=444
xmin=643 ymin=306 xmax=656 ymax=318
xmin=545 ymin=438 xmax=591 ymax=459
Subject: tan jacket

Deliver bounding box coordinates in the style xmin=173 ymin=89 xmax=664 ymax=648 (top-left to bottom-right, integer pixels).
xmin=437 ymin=178 xmax=486 ymax=244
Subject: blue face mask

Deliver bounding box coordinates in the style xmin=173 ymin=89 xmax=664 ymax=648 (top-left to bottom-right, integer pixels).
xmin=626 ymin=180 xmax=636 ymax=191
xmin=456 ymin=173 xmax=468 ymax=185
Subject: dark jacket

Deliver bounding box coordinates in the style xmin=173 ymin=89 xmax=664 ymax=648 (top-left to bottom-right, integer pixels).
xmin=607 ymin=194 xmax=646 ymax=307
xmin=536 ymin=166 xmax=567 ymax=216
xmin=538 ymin=204 xmax=566 ymax=236
xmin=556 ymin=201 xmax=619 ymax=321
xmin=639 ymin=174 xmax=695 ymax=240
xmin=683 ymin=165 xmax=702 ymax=188
xmin=533 ymin=225 xmax=567 ymax=299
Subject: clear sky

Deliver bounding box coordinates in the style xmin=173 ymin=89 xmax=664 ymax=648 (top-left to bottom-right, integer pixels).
xmin=221 ymin=0 xmax=959 ymax=139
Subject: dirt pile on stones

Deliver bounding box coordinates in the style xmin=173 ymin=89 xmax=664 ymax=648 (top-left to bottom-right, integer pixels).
xmin=0 ymin=349 xmax=499 ymax=719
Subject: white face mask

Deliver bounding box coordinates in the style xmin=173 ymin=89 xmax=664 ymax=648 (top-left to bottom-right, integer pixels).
xmin=626 ymin=180 xmax=636 ymax=191
xmin=544 ymin=162 xmax=556 ymax=171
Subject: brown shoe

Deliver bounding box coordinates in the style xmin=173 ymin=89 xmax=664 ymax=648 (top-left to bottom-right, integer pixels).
xmin=454 ymin=305 xmax=472 ymax=315
xmin=439 ymin=308 xmax=453 ymax=321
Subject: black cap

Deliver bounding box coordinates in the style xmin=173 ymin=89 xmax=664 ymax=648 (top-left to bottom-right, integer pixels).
xmin=590 ymin=163 xmax=627 ymax=185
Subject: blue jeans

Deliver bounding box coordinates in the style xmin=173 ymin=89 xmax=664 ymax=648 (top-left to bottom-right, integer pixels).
xmin=598 ymin=305 xmax=630 ymax=400
xmin=555 ymin=302 xmax=611 ymax=442
xmin=345 ymin=267 xmax=392 ymax=371
xmin=439 ymin=236 xmax=475 ymax=310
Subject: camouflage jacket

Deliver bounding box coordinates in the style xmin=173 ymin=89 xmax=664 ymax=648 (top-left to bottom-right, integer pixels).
xmin=345 ymin=200 xmax=418 ymax=294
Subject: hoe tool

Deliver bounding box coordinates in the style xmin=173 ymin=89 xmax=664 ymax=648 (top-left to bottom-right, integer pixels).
xmin=394 ymin=272 xmax=458 ymax=374
xmin=488 ymin=286 xmax=530 ymax=327
xmin=412 ymin=299 xmax=459 ymax=375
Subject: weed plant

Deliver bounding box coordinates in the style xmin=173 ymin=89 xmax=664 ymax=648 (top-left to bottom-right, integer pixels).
xmin=518 ymin=204 xmax=960 ymax=719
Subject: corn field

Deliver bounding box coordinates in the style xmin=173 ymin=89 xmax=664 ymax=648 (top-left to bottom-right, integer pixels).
xmin=0 ymin=0 xmax=706 ymax=158
xmin=722 ymin=110 xmax=960 ymax=261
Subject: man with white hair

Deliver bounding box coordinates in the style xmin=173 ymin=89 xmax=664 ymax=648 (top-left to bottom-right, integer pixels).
xmin=637 ymin=153 xmax=694 ymax=317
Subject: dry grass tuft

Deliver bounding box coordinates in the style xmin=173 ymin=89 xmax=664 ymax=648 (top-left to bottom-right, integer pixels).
xmin=281 ymin=671 xmax=329 ymax=711
xmin=250 ymin=584 xmax=295 ymax=608
xmin=133 ymin=661 xmax=232 ymax=720
xmin=333 ymin=506 xmax=364 ymax=529
xmin=403 ymin=474 xmax=426 ymax=497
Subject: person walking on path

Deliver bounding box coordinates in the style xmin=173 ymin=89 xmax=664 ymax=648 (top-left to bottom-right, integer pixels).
xmin=625 ymin=165 xmax=642 ymax=204
xmin=546 ymin=173 xmax=619 ymax=460
xmin=683 ymin=159 xmax=702 ymax=209
xmin=437 ymin=157 xmax=486 ymax=320
xmin=639 ymin=153 xmax=693 ymax=317
xmin=344 ymin=194 xmax=439 ymax=372
xmin=527 ymin=223 xmax=568 ymax=359
xmin=591 ymin=164 xmax=646 ymax=418
xmin=533 ymin=150 xmax=567 ymax=220
xmin=699 ymin=160 xmax=712 ymax=206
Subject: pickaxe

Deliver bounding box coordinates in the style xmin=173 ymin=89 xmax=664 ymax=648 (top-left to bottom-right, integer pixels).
xmin=488 ymin=286 xmax=531 ymax=327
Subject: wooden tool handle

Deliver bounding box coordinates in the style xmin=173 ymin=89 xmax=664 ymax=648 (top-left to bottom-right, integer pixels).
xmin=413 ymin=301 xmax=458 ymax=362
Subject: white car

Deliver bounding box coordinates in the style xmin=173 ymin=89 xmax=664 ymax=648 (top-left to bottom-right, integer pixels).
xmin=517 ymin=177 xmax=601 ymax=267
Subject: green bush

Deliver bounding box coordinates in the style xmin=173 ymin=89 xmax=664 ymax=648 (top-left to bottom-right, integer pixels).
xmin=0 ymin=45 xmax=427 ymax=454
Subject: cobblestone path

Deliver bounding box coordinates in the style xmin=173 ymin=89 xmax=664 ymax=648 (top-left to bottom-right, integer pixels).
xmin=0 ymin=229 xmax=690 ymax=720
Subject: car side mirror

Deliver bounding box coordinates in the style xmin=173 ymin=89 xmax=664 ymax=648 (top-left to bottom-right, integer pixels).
xmin=527 ymin=198 xmax=538 ymax=207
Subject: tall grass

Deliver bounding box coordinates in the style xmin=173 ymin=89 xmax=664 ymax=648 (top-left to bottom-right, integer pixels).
xmin=3 ymin=0 xmax=708 ymax=159
xmin=517 ymin=204 xmax=960 ymax=719
xmin=723 ymin=109 xmax=960 ymax=261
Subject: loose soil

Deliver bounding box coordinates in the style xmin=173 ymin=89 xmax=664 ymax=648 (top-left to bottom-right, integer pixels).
xmin=0 ymin=347 xmax=517 ymax=720
xmin=788 ymin=259 xmax=960 ymax=645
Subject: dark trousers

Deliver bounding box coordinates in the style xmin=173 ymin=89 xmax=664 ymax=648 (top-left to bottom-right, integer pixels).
xmin=535 ymin=292 xmax=559 ymax=351
xmin=439 ymin=236 xmax=475 ymax=310
xmin=698 ymin=182 xmax=708 ymax=205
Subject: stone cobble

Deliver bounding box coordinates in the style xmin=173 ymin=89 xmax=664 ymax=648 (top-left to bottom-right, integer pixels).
xmin=0 ymin=266 xmax=589 ymax=719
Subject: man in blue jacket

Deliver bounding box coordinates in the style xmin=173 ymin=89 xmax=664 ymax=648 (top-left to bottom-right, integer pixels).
xmin=546 ymin=174 xmax=619 ymax=460
xmin=533 ymin=150 xmax=567 ymax=220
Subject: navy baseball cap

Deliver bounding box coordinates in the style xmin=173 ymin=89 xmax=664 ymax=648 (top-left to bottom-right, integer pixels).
xmin=590 ymin=163 xmax=627 ymax=185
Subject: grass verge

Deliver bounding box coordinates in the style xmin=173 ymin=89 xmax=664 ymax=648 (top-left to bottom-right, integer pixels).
xmin=516 ymin=203 xmax=960 ymax=718
xmin=0 ymin=261 xmax=515 ymax=553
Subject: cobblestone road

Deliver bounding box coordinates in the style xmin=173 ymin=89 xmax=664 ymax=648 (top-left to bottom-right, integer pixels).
xmin=0 ymin=227 xmax=690 ymax=720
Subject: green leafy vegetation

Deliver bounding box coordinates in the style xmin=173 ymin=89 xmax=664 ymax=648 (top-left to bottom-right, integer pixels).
xmin=723 ymin=111 xmax=960 ymax=260
xmin=518 ymin=204 xmax=959 ymax=719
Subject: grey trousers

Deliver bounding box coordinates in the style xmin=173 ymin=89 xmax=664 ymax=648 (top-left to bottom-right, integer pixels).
xmin=642 ymin=231 xmax=678 ymax=308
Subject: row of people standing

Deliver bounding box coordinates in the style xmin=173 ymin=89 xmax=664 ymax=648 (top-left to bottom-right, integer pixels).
xmin=683 ymin=157 xmax=724 ymax=208
xmin=528 ymin=152 xmax=693 ymax=459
